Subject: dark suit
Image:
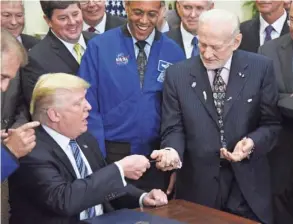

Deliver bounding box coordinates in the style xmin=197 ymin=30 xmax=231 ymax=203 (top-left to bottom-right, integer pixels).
xmin=161 ymin=50 xmax=281 ymax=224
xmin=105 ymin=13 xmax=125 ymax=31
xmin=259 ymin=34 xmax=293 ymax=224
xmin=166 ymin=27 xmax=185 ymax=57
xmin=239 ymin=16 xmax=289 ymax=53
xmin=8 ymin=126 xmax=144 ymax=224
xmin=1 ymin=34 xmax=39 ymax=129
xmin=21 ymin=30 xmax=95 ymax=106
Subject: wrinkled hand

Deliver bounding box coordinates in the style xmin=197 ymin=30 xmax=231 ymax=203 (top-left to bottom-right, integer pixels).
xmin=151 ymin=149 xmax=181 ymax=171
xmin=166 ymin=172 xmax=176 ymax=196
xmin=117 ymin=155 xmax=150 ymax=180
xmin=142 ymin=189 xmax=168 ymax=207
xmin=1 ymin=130 xmax=8 ymax=140
xmin=3 ymin=121 xmax=40 ymax=159
xmin=220 ymin=138 xmax=254 ymax=162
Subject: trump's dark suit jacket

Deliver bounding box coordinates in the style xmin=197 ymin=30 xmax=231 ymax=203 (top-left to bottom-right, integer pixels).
xmin=21 ymin=30 xmax=95 ymax=106
xmin=8 ymin=126 xmax=144 ymax=224
xmin=239 ymin=16 xmax=289 ymax=53
xmin=259 ymin=34 xmax=293 ymax=224
xmin=161 ymin=50 xmax=281 ymax=224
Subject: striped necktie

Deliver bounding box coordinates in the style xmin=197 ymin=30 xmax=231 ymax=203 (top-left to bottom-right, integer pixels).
xmin=73 ymin=43 xmax=82 ymax=64
xmin=69 ymin=140 xmax=96 ymax=219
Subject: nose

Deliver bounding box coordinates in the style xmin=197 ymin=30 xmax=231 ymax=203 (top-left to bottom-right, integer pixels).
xmin=11 ymin=15 xmax=17 ymax=25
xmin=202 ymin=47 xmax=214 ymax=60
xmin=140 ymin=13 xmax=148 ymax=24
xmin=85 ymin=99 xmax=92 ymax=111
xmin=190 ymin=9 xmax=197 ymax=18
xmin=68 ymin=16 xmax=76 ymax=25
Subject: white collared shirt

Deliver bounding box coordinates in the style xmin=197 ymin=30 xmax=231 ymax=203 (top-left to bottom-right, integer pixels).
xmin=51 ymin=30 xmax=87 ymax=63
xmin=42 ymin=125 xmax=127 ymax=220
xmin=259 ymin=10 xmax=287 ymax=46
xmin=127 ymin=24 xmax=155 ymax=59
xmin=83 ymin=13 xmax=107 ymax=34
xmin=207 ymin=55 xmax=232 ymax=89
xmin=180 ymin=23 xmax=198 ymax=59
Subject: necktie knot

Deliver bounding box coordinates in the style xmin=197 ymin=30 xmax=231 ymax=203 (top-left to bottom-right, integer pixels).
xmin=264 ymin=25 xmax=274 ymax=42
xmin=191 ymin=36 xmax=198 ymax=46
xmin=136 ymin=40 xmax=147 ymax=50
xmin=88 ymin=26 xmax=96 ymax=33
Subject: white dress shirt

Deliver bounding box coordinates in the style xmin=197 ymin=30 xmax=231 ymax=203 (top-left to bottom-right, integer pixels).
xmin=259 ymin=10 xmax=287 ymax=46
xmin=180 ymin=23 xmax=198 ymax=59
xmin=83 ymin=13 xmax=107 ymax=34
xmin=127 ymin=24 xmax=155 ymax=59
xmin=207 ymin=55 xmax=232 ymax=89
xmin=42 ymin=125 xmax=127 ymax=220
xmin=51 ymin=30 xmax=87 ymax=63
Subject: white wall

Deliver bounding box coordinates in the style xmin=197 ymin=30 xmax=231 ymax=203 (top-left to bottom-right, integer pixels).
xmin=23 ymin=0 xmax=250 ymax=36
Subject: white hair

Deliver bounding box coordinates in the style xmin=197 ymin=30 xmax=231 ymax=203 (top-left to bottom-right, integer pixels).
xmin=199 ymin=8 xmax=240 ymax=37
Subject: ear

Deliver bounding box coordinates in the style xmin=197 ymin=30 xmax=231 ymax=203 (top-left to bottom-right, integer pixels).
xmin=233 ymin=33 xmax=242 ymax=51
xmin=43 ymin=15 xmax=52 ymax=28
xmin=47 ymin=108 xmax=60 ymax=123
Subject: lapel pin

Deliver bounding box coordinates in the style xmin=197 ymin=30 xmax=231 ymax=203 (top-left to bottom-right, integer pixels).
xmin=247 ymin=98 xmax=252 ymax=103
xmin=83 ymin=144 xmax=88 ymax=149
xmin=238 ymin=72 xmax=245 ymax=78
xmin=191 ymin=82 xmax=196 ymax=88
xmin=226 ymin=96 xmax=232 ymax=101
xmin=203 ymin=91 xmax=207 ymax=101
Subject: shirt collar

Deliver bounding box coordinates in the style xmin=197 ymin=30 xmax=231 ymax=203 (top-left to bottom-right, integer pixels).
xmin=180 ymin=22 xmax=198 ymax=46
xmin=259 ymin=9 xmax=287 ymax=35
xmin=42 ymin=125 xmax=70 ymax=151
xmin=51 ymin=30 xmax=86 ymax=51
xmin=83 ymin=12 xmax=107 ymax=34
xmin=127 ymin=23 xmax=155 ymax=47
xmin=16 ymin=35 xmax=22 ymax=43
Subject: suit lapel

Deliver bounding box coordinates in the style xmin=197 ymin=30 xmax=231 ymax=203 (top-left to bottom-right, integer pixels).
xmin=190 ymin=57 xmax=219 ymax=127
xmin=278 ymin=37 xmax=293 ymax=92
xmin=37 ymin=126 xmax=77 ymax=178
xmin=223 ymin=51 xmax=249 ymax=119
xmin=251 ymin=18 xmax=261 ymax=52
xmin=48 ymin=30 xmax=79 ymax=74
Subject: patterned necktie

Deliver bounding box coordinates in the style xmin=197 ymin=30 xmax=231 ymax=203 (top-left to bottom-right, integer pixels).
xmin=136 ymin=40 xmax=147 ymax=88
xmin=212 ymin=69 xmax=227 ymax=148
xmin=69 ymin=140 xmax=96 ymax=219
xmin=88 ymin=26 xmax=96 ymax=33
xmin=264 ymin=25 xmax=274 ymax=42
xmin=73 ymin=43 xmax=82 ymax=64
xmin=191 ymin=36 xmax=199 ymax=57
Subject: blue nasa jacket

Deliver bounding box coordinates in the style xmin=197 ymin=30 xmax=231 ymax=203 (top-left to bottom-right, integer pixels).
xmin=1 ymin=145 xmax=18 ymax=181
xmin=79 ymin=24 xmax=185 ymax=156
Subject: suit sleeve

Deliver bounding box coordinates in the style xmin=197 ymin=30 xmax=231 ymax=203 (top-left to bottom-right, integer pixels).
xmin=12 ymin=155 xmax=131 ymax=216
xmin=247 ymin=60 xmax=282 ymax=157
xmin=160 ymin=66 xmax=185 ymax=160
xmin=78 ymin=41 xmax=106 ymax=156
xmin=21 ymin=56 xmax=48 ymax=106
xmin=1 ymin=145 xmax=18 ymax=182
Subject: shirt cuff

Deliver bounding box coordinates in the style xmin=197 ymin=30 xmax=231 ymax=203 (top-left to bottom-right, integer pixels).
xmin=162 ymin=147 xmax=182 ymax=169
xmin=114 ymin=162 xmax=127 ymax=186
xmin=139 ymin=192 xmax=148 ymax=208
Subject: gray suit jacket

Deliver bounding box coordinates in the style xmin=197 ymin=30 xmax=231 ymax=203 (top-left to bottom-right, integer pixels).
xmin=258 ymin=34 xmax=293 ymax=118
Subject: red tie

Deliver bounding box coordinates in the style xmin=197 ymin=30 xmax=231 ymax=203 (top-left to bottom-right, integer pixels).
xmin=88 ymin=27 xmax=96 ymax=32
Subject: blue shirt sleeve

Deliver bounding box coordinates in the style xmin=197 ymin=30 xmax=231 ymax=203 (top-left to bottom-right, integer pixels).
xmin=78 ymin=40 xmax=106 ymax=156
xmin=1 ymin=145 xmax=18 ymax=182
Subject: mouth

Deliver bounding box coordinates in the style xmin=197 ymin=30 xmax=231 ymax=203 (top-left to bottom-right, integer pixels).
xmin=67 ymin=27 xmax=79 ymax=33
xmin=136 ymin=24 xmax=149 ymax=32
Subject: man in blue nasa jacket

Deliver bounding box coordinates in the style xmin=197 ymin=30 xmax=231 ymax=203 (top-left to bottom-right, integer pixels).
xmin=79 ymin=0 xmax=185 ymax=191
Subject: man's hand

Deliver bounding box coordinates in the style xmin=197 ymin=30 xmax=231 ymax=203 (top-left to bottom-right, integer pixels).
xmin=220 ymin=138 xmax=254 ymax=162
xmin=142 ymin=189 xmax=168 ymax=207
xmin=117 ymin=155 xmax=150 ymax=180
xmin=166 ymin=172 xmax=176 ymax=196
xmin=3 ymin=121 xmax=40 ymax=159
xmin=150 ymin=148 xmax=181 ymax=171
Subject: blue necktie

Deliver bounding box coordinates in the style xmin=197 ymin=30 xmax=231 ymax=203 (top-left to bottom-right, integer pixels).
xmin=264 ymin=25 xmax=274 ymax=42
xmin=191 ymin=36 xmax=199 ymax=57
xmin=69 ymin=140 xmax=96 ymax=219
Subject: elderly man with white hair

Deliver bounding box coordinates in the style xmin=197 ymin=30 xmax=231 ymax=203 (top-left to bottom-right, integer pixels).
xmin=151 ymin=9 xmax=281 ymax=224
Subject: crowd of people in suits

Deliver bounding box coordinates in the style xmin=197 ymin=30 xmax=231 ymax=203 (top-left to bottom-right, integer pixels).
xmin=1 ymin=0 xmax=293 ymax=224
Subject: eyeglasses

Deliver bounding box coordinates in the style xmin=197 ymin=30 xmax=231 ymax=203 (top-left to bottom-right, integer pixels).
xmin=80 ymin=0 xmax=104 ymax=6
xmin=128 ymin=7 xmax=159 ymax=20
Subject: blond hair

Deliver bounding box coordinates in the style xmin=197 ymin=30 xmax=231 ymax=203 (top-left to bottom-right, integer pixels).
xmin=30 ymin=73 xmax=90 ymax=122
